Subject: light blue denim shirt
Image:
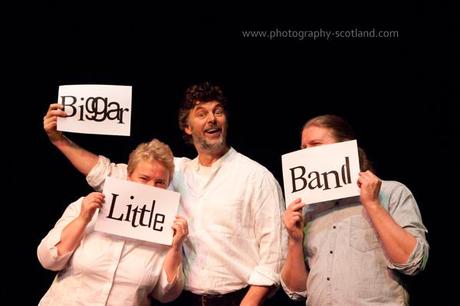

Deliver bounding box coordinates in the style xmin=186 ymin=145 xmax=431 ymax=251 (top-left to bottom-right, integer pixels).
xmin=281 ymin=180 xmax=429 ymax=305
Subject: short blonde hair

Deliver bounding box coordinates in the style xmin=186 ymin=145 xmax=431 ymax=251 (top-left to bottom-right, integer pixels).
xmin=127 ymin=139 xmax=174 ymax=182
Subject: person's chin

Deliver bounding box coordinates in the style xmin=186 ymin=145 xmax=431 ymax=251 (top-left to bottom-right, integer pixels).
xmin=206 ymin=138 xmax=225 ymax=149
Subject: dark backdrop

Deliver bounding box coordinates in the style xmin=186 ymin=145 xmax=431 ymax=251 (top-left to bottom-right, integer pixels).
xmin=8 ymin=1 xmax=456 ymax=305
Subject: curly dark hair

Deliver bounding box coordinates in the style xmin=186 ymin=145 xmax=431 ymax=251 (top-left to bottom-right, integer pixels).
xmin=178 ymin=81 xmax=228 ymax=144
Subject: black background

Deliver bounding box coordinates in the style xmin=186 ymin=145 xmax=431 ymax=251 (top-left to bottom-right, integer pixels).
xmin=7 ymin=1 xmax=456 ymax=305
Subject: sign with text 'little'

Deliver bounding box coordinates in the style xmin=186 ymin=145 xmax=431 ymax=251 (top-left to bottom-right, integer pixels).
xmin=282 ymin=140 xmax=360 ymax=206
xmin=95 ymin=176 xmax=180 ymax=245
xmin=57 ymin=84 xmax=132 ymax=136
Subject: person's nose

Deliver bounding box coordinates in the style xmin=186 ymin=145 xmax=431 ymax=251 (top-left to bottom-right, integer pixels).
xmin=207 ymin=112 xmax=217 ymax=123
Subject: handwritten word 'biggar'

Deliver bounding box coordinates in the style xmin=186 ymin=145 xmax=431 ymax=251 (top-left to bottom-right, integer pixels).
xmin=60 ymin=95 xmax=129 ymax=123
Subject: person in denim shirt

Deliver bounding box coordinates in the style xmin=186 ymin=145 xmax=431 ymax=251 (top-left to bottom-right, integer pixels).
xmin=281 ymin=114 xmax=429 ymax=305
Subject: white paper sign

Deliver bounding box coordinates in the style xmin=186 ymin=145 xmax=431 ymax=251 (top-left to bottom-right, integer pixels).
xmin=282 ymin=140 xmax=361 ymax=206
xmin=95 ymin=176 xmax=180 ymax=245
xmin=57 ymin=84 xmax=132 ymax=136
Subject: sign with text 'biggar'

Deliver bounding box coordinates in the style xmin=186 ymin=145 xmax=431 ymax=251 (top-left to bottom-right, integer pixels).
xmin=95 ymin=176 xmax=180 ymax=245
xmin=57 ymin=84 xmax=132 ymax=136
xmin=282 ymin=140 xmax=360 ymax=206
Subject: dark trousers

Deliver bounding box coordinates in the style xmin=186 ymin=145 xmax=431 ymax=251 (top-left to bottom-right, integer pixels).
xmin=161 ymin=287 xmax=249 ymax=306
xmin=153 ymin=286 xmax=305 ymax=306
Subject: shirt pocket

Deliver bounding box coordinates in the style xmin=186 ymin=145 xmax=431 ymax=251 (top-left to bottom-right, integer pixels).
xmin=202 ymin=198 xmax=243 ymax=236
xmin=349 ymin=215 xmax=380 ymax=252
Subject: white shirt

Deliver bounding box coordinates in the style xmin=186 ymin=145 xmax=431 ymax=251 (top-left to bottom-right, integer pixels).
xmin=87 ymin=147 xmax=286 ymax=295
xmin=37 ymin=197 xmax=184 ymax=306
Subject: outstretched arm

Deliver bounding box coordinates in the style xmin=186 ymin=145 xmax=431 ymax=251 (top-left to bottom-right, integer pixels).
xmin=43 ymin=103 xmax=99 ymax=176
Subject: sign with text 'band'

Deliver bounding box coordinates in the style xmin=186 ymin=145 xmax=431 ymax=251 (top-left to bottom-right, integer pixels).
xmin=57 ymin=84 xmax=132 ymax=136
xmin=282 ymin=140 xmax=360 ymax=206
xmin=95 ymin=176 xmax=180 ymax=245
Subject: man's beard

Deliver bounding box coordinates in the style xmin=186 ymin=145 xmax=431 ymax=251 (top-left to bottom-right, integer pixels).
xmin=198 ymin=136 xmax=225 ymax=152
xmin=193 ymin=129 xmax=227 ymax=153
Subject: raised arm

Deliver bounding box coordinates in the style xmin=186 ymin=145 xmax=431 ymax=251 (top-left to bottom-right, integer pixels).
xmin=151 ymin=216 xmax=188 ymax=303
xmin=43 ymin=103 xmax=99 ymax=176
xmin=163 ymin=216 xmax=188 ymax=282
xmin=56 ymin=192 xmax=104 ymax=255
xmin=281 ymin=199 xmax=308 ymax=296
xmin=37 ymin=193 xmax=102 ymax=271
xmin=358 ymin=171 xmax=417 ymax=265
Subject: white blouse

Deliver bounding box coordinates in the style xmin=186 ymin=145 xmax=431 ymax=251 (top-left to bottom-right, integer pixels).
xmin=37 ymin=197 xmax=184 ymax=306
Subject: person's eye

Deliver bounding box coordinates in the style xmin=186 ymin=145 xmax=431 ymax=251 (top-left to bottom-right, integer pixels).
xmin=215 ymin=108 xmax=224 ymax=115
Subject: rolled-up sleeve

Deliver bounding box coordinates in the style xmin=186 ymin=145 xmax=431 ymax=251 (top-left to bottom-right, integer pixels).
xmin=151 ymin=264 xmax=185 ymax=303
xmin=387 ymin=184 xmax=429 ymax=275
xmin=86 ymin=155 xmax=128 ymax=191
xmin=389 ymin=236 xmax=429 ymax=275
xmin=249 ymin=173 xmax=286 ymax=286
xmin=280 ymin=276 xmax=307 ymax=301
xmin=37 ymin=199 xmax=83 ymax=271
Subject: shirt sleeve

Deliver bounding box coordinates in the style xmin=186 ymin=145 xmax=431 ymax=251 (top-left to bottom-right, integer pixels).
xmin=280 ymin=275 xmax=307 ymax=301
xmin=386 ymin=183 xmax=429 ymax=275
xmin=151 ymin=263 xmax=185 ymax=303
xmin=248 ymin=172 xmax=287 ymax=287
xmin=86 ymin=155 xmax=128 ymax=191
xmin=37 ymin=198 xmax=84 ymax=271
